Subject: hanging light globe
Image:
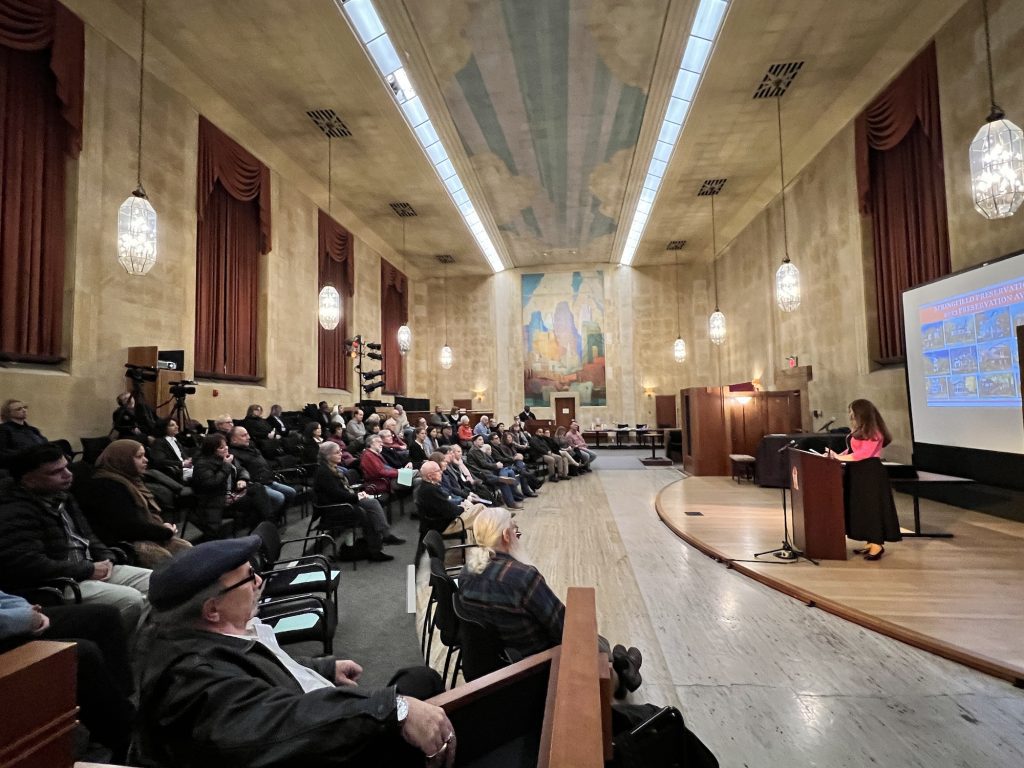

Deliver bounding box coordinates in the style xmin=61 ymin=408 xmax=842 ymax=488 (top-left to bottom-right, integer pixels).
xmin=673 ymin=337 xmax=687 ymax=363
xmin=775 ymin=258 xmax=801 ymax=312
xmin=439 ymin=344 xmax=454 ymax=369
xmin=117 ymin=188 xmax=157 ymax=275
xmin=970 ymin=112 xmax=1024 ymax=219
xmin=708 ymin=309 xmax=727 ymax=345
xmin=318 ymin=285 xmax=341 ymax=330
xmin=397 ymin=324 xmax=412 ymax=356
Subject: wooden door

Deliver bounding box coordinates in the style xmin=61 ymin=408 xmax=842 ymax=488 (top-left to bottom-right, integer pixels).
xmin=553 ymin=396 xmax=575 ymax=430
xmin=453 ymin=398 xmax=472 ymax=412
xmin=655 ymin=395 xmax=677 ymax=428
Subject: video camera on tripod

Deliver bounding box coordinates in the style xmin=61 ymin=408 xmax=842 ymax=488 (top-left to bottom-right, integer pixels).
xmin=169 ymin=380 xmax=197 ymax=397
xmin=124 ymin=363 xmax=158 ymax=383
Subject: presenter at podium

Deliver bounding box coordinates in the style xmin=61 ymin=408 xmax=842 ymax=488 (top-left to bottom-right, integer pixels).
xmin=826 ymin=399 xmax=901 ymax=561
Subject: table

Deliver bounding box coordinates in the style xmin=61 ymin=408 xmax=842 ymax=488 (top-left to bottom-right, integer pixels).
xmin=641 ymin=431 xmax=664 ymax=459
xmin=886 ymin=466 xmax=973 ymax=538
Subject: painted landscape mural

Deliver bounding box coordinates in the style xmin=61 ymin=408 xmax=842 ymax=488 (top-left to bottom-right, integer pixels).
xmin=522 ymin=271 xmax=606 ymax=406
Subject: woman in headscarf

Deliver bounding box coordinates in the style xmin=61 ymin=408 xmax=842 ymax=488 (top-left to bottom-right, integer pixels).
xmin=83 ymin=439 xmax=192 ymax=567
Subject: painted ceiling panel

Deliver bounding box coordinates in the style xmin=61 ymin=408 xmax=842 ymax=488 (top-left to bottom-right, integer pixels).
xmin=407 ymin=0 xmax=668 ymax=266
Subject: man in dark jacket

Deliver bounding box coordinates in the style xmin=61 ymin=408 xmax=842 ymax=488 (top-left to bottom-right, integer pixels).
xmin=0 ymin=444 xmax=151 ymax=632
xmin=229 ymin=426 xmax=296 ymax=515
xmin=138 ymin=536 xmax=453 ymax=767
xmin=414 ymin=461 xmax=483 ymax=537
xmin=0 ymin=399 xmax=48 ymax=463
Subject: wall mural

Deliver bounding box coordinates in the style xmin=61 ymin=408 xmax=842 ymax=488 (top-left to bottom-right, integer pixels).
xmin=522 ymin=271 xmax=606 ymax=406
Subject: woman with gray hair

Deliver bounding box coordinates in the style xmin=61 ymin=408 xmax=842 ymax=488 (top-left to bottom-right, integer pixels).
xmin=313 ymin=441 xmax=404 ymax=562
xmin=459 ymin=507 xmax=643 ymax=699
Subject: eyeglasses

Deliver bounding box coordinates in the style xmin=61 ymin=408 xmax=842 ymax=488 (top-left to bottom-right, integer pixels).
xmin=512 ymin=523 xmax=522 ymax=539
xmin=218 ymin=565 xmax=260 ymax=596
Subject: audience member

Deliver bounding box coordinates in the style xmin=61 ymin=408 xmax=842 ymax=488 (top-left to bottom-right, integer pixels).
xmin=492 ymin=431 xmax=540 ymax=494
xmin=314 ymin=401 xmax=333 ymax=432
xmin=423 ymin=426 xmax=440 ymax=456
xmin=213 ymin=414 xmax=234 ymax=437
xmin=565 ymin=422 xmax=597 ymax=467
xmin=456 ymin=415 xmax=473 ymax=444
xmin=0 ymin=444 xmax=151 ymax=631
xmin=380 ymin=429 xmax=411 ymax=468
xmin=447 ymin=407 xmax=461 ymax=429
xmin=81 ymin=440 xmax=192 ymax=568
xmin=0 ymin=399 xmax=47 ymax=461
xmin=299 ymin=421 xmax=325 ymax=464
xmin=429 ymin=406 xmax=447 ymax=428
xmin=191 ymin=433 xmax=273 ymax=533
xmin=240 ymin=404 xmax=278 ymax=445
xmin=345 ymin=407 xmax=367 ymax=444
xmin=546 ymin=428 xmax=584 ymax=473
xmin=138 ymin=537 xmax=453 ymax=767
xmin=472 ymin=415 xmax=492 ymax=438
xmin=466 ymin=436 xmax=522 ymax=509
xmin=326 ymin=422 xmax=348 ymax=448
xmin=518 ymin=404 xmax=535 ymax=423
xmin=440 ymin=446 xmax=494 ymax=505
xmin=0 ymin=594 xmax=136 ymax=762
xmin=229 ymin=426 xmax=297 ymax=515
xmin=528 ymin=428 xmax=569 ymax=480
xmin=415 ymin=460 xmax=484 ymax=539
xmin=359 ymin=434 xmax=409 ymax=496
xmin=315 ymin=442 xmax=403 ymax=562
xmin=111 ymin=392 xmax=146 ymax=439
xmin=392 ymin=404 xmax=410 ymax=433
xmin=459 ymin=507 xmax=642 ymax=699
xmin=407 ymin=427 xmax=430 ymax=469
xmin=437 ymin=424 xmax=455 ymax=447
xmin=266 ymin=404 xmax=289 ymax=437
xmin=147 ymin=418 xmax=193 ymax=483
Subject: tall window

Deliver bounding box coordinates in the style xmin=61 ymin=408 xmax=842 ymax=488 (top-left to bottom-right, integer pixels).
xmin=318 ymin=210 xmax=353 ymax=390
xmin=194 ymin=117 xmax=271 ymax=379
xmin=856 ymin=43 xmax=951 ymax=363
xmin=0 ymin=1 xmax=83 ymax=362
xmin=380 ymin=260 xmax=407 ymax=394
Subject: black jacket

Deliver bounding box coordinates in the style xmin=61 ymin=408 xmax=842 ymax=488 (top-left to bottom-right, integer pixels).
xmin=148 ymin=437 xmax=188 ymax=483
xmin=414 ymin=482 xmax=461 ymax=529
xmin=0 ymin=487 xmax=115 ymax=590
xmin=137 ymin=625 xmax=400 ymax=767
xmin=314 ymin=464 xmax=360 ymax=506
xmin=0 ymin=421 xmax=48 ymax=461
xmin=230 ymin=443 xmax=276 ymax=484
xmin=465 ymin=447 xmax=501 ymax=481
xmin=440 ymin=466 xmax=472 ymax=499
xmin=241 ymin=416 xmax=274 ymax=442
xmin=406 ymin=441 xmax=428 ymax=469
xmin=77 ymin=478 xmax=173 ymax=545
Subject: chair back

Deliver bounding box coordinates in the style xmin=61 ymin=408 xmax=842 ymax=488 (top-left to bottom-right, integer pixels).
xmin=451 ymin=591 xmax=508 ymax=682
xmin=79 ymin=436 xmax=111 ymax=464
xmin=422 ymin=529 xmax=446 ymax=562
xmin=253 ymin=520 xmax=283 ymax=564
xmin=428 ymin=557 xmax=461 ymax=647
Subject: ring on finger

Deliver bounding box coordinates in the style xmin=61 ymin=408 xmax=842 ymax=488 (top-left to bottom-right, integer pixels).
xmin=426 ymin=741 xmax=449 ymax=760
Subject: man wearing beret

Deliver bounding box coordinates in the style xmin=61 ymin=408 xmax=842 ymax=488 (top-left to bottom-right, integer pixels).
xmin=138 ymin=536 xmax=457 ymax=767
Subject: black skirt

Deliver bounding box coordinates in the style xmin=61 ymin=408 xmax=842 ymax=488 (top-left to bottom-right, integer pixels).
xmin=843 ymin=458 xmax=903 ymax=544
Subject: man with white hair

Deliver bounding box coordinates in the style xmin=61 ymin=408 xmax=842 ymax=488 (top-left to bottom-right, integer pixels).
xmin=458 ymin=507 xmax=643 ymax=699
xmin=415 ymin=460 xmax=484 ymax=538
xmin=392 ymin=404 xmax=409 ymax=433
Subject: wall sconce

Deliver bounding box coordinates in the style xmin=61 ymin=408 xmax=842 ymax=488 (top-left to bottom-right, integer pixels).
xmin=472 ymin=387 xmax=486 ymax=401
xmin=643 ymin=386 xmax=656 ymax=398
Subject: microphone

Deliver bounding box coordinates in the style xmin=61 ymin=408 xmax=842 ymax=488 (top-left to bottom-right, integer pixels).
xmin=818 ymin=417 xmax=835 ymax=433
xmin=778 ymin=439 xmax=798 ymax=454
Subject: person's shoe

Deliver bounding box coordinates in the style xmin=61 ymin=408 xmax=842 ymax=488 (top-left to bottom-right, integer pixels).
xmin=852 ymin=545 xmax=871 ymax=555
xmin=382 ymin=534 xmax=406 ymax=546
xmin=524 ymin=491 xmax=539 ymax=498
xmin=368 ymin=550 xmax=395 ymax=562
xmin=508 ymin=501 xmax=524 ymax=510
xmin=612 ymin=645 xmax=643 ymax=697
xmin=864 ymin=546 xmax=885 ymax=561
xmin=498 ymin=476 xmax=518 ymax=486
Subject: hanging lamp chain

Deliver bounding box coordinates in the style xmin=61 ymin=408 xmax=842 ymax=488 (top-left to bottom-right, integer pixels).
xmin=711 ymin=195 xmax=720 ymax=309
xmin=981 ymin=0 xmax=1003 ymax=119
xmin=443 ymin=261 xmax=449 ymax=345
xmin=674 ymin=249 xmax=681 ymax=335
xmin=135 ymin=0 xmax=147 ymax=191
xmin=776 ymin=90 xmax=790 ymax=263
xmin=328 ymin=136 xmax=333 ymax=214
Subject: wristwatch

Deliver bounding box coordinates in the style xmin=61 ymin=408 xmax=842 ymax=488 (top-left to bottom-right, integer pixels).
xmin=396 ymin=694 xmax=409 ymax=724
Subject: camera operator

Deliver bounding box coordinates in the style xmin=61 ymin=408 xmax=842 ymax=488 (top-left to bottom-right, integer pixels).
xmin=112 ymin=392 xmax=145 ymax=440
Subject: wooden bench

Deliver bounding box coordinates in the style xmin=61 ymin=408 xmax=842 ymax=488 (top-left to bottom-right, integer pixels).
xmin=729 ymin=454 xmax=756 ymax=483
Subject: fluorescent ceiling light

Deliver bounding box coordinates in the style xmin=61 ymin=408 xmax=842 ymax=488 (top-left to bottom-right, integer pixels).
xmin=619 ymin=0 xmax=730 ymax=266
xmin=336 ymin=0 xmax=504 ymax=272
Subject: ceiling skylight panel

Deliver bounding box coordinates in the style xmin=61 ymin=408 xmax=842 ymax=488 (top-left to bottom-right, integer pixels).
xmin=336 ymin=0 xmax=505 ymax=272
xmin=617 ymin=0 xmax=730 ymax=265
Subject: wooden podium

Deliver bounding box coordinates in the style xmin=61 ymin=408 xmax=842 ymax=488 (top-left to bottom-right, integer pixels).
xmin=788 ymin=448 xmax=847 ymax=560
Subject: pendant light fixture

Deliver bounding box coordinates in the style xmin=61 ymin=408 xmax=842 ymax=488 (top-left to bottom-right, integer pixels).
xmin=707 ymin=193 xmax=726 ymax=346
xmin=117 ymin=0 xmax=157 ymax=276
xmin=318 ymin=136 xmax=342 ymax=330
xmin=773 ymin=90 xmax=800 ymax=312
xmin=970 ymin=0 xmax=1024 ymax=219
xmin=397 ymin=218 xmax=412 ymax=356
xmin=439 ymin=257 xmax=454 ymax=369
xmin=672 ymin=248 xmax=686 ymax=363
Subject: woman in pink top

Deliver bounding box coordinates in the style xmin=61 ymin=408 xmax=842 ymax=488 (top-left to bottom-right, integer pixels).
xmin=827 ymin=399 xmax=898 ymax=560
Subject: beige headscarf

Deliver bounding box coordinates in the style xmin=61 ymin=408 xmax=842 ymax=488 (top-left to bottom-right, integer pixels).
xmin=94 ymin=439 xmax=163 ymax=517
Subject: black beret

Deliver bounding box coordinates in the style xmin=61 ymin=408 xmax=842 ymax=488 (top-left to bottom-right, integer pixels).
xmin=150 ymin=535 xmax=261 ymax=611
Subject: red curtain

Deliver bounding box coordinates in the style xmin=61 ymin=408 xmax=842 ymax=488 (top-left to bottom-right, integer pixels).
xmin=0 ymin=0 xmax=83 ymax=361
xmin=194 ymin=118 xmax=270 ymax=379
xmin=318 ymin=210 xmax=353 ymax=390
xmin=855 ymin=43 xmax=950 ymax=363
xmin=381 ymin=259 xmax=407 ymax=394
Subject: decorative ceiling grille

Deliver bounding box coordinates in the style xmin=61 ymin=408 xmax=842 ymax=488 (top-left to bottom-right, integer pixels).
xmin=435 ymin=254 xmax=455 ymax=263
xmin=666 ymin=240 xmax=687 ymax=250
xmin=752 ymin=62 xmax=804 ymax=99
xmin=306 ymin=109 xmax=352 ymax=138
xmin=389 ymin=202 xmax=418 ymax=217
xmin=697 ymin=178 xmax=727 ymax=197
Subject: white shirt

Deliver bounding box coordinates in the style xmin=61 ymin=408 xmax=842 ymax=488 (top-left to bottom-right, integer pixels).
xmin=165 ymin=436 xmax=193 ymax=480
xmin=229 ymin=618 xmax=333 ymax=693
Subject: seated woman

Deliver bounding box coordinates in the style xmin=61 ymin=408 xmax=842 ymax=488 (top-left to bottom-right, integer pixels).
xmin=827 ymin=398 xmax=902 ymax=561
xmin=314 ymin=442 xmax=404 ymax=562
xmin=148 ymin=418 xmax=193 ymax=483
xmin=192 ymin=433 xmax=272 ymax=535
xmin=83 ymin=440 xmax=192 ymax=567
xmin=457 ymin=415 xmax=473 ymax=446
xmin=458 ymin=507 xmax=643 ymax=699
xmin=299 ymin=421 xmax=324 ymax=464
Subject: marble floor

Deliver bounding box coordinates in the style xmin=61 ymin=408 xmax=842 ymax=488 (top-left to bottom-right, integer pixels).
xmin=420 ymin=456 xmax=1024 ymax=767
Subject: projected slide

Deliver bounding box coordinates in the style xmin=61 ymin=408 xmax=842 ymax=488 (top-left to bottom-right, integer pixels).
xmin=917 ymin=278 xmax=1023 ymax=407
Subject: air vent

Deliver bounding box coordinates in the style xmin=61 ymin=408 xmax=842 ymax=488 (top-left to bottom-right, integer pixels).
xmin=666 ymin=240 xmax=687 ymax=251
xmin=752 ymin=62 xmax=804 ymax=99
xmin=389 ymin=202 xmax=418 ymax=218
xmin=697 ymin=178 xmax=727 ymax=197
xmin=435 ymin=254 xmax=455 ymax=264
xmin=306 ymin=109 xmax=352 ymax=138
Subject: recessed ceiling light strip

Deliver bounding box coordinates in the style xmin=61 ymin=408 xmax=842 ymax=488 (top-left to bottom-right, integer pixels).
xmin=335 ymin=0 xmax=504 ymax=273
xmin=619 ymin=0 xmax=730 ymax=266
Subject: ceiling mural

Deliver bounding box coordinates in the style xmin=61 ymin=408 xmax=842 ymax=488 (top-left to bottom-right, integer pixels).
xmin=407 ymin=0 xmax=669 ymax=266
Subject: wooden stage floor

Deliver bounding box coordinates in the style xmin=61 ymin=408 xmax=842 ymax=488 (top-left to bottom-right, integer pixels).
xmin=656 ymin=476 xmax=1024 ymax=684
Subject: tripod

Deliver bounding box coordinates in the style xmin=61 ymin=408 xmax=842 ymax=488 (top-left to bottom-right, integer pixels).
xmin=752 ymin=485 xmax=818 ymax=565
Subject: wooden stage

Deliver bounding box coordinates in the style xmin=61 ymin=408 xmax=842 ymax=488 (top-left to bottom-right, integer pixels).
xmin=655 ymin=476 xmax=1024 ymax=685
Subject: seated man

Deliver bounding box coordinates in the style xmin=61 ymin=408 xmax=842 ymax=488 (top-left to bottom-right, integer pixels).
xmin=212 ymin=413 xmax=234 ymax=437
xmin=0 ymin=399 xmax=48 ymax=463
xmin=138 ymin=536 xmax=455 ymax=767
xmin=458 ymin=506 xmax=642 ymax=699
xmin=491 ymin=432 xmax=541 ymax=495
xmin=472 ymin=415 xmax=492 ymax=439
xmin=359 ymin=434 xmax=412 ymax=496
xmin=380 ymin=429 xmax=411 ymax=467
xmin=429 ymin=405 xmax=447 ymax=428
xmin=565 ymin=422 xmax=597 ymax=467
xmin=345 ymin=407 xmax=367 ymax=445
xmin=440 ymin=446 xmax=495 ymax=506
xmin=541 ymin=428 xmax=582 ymax=473
xmin=0 ymin=444 xmax=151 ymax=632
xmin=0 ymin=592 xmax=136 ymax=763
xmin=415 ymin=460 xmax=484 ymax=539
xmin=465 ymin=436 xmax=522 ymax=510
xmin=228 ymin=425 xmax=297 ymax=515
xmin=392 ymin=403 xmax=410 ymax=433
xmin=527 ymin=428 xmax=569 ymax=481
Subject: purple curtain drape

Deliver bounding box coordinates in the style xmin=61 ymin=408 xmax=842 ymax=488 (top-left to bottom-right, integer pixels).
xmin=855 ymin=43 xmax=950 ymax=362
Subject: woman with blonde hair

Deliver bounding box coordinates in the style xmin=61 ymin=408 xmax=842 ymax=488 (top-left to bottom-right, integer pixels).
xmin=81 ymin=439 xmax=192 ymax=567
